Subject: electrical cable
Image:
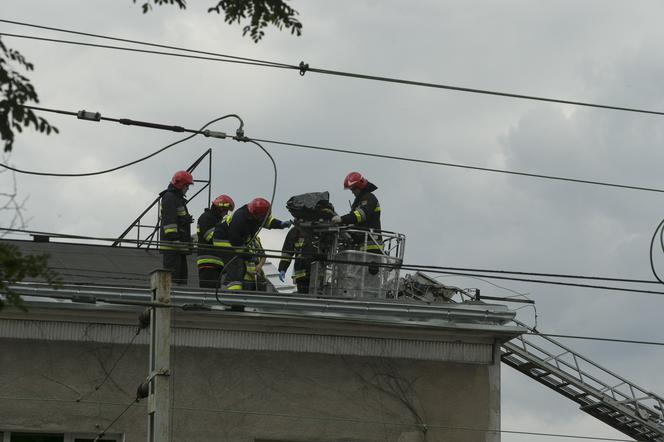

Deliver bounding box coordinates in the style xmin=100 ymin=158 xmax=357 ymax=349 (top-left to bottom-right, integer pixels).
xmin=0 ymin=32 xmax=283 ymax=70
xmin=8 ymin=280 xmax=664 ymax=348
xmin=76 ymin=326 xmax=143 ymax=402
xmin=433 ymin=273 xmax=539 ymax=329
xmin=92 ymin=394 xmax=141 ymax=442
xmin=234 ymin=246 xmax=664 ymax=292
xmin=526 ymin=332 xmax=664 ymax=347
xmin=49 ymin=266 xmax=150 ymax=277
xmin=21 ymin=284 xmax=664 ymax=355
xmin=5 ymin=21 xmax=664 ymax=119
xmin=398 ymin=267 xmax=664 ymax=296
xmin=0 ymin=111 xmax=243 ymax=177
xmin=253 ymin=136 xmax=664 ymax=195
xmin=0 ymin=393 xmax=634 ymax=441
xmin=12 ymin=290 xmax=170 ymax=308
xmin=0 ymin=19 xmax=293 ymax=69
xmin=396 ymin=262 xmax=663 ymax=285
xmin=432 ymin=273 xmax=530 ymax=297
xmin=6 ymin=103 xmax=664 ymax=194
xmin=649 ymin=216 xmax=664 ymax=284
xmin=4 ymin=226 xmax=664 ymax=294
xmin=170 ymin=404 xmax=635 ymax=441
xmin=54 ymin=271 xmax=149 ymax=283
xmin=252 ymin=246 xmax=663 ymax=286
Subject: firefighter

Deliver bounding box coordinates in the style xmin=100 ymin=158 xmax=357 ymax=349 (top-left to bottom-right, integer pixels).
xmin=331 ymin=171 xmax=382 ymax=252
xmin=278 ymin=224 xmax=314 ymax=294
xmin=213 ymin=197 xmax=292 ymax=291
xmin=196 ymin=194 xmax=235 ymax=288
xmin=160 ymin=170 xmax=194 ymax=285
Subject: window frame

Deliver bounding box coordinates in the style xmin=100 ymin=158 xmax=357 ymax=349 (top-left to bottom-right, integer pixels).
xmin=0 ymin=432 xmax=122 ymax=442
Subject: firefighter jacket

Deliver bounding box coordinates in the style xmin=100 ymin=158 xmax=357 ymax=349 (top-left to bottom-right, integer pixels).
xmin=278 ymin=226 xmax=314 ymax=281
xmin=212 ymin=204 xmax=288 ymax=257
xmin=340 ymin=182 xmax=381 ymax=230
xmin=160 ymin=184 xmax=192 ymax=253
xmin=339 ymin=182 xmax=382 ymax=252
xmin=196 ymin=206 xmax=227 ymax=268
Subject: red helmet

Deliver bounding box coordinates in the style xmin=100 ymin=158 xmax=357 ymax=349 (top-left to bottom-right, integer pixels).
xmin=247 ymin=197 xmax=271 ymax=219
xmin=212 ymin=194 xmax=235 ymax=211
xmin=343 ymin=171 xmax=368 ymax=190
xmin=171 ymin=170 xmax=193 ymax=190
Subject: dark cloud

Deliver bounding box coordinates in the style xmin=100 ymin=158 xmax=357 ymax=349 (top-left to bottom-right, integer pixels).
xmin=2 ymin=1 xmax=664 ymax=439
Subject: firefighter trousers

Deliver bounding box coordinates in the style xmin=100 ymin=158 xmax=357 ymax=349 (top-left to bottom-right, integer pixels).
xmin=162 ymin=252 xmax=188 ymax=285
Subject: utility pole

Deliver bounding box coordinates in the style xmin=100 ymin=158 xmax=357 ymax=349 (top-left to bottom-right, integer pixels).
xmin=147 ymin=269 xmax=171 ymax=442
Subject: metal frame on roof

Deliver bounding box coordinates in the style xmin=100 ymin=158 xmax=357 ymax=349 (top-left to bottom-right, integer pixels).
xmin=112 ymin=149 xmax=212 ymax=248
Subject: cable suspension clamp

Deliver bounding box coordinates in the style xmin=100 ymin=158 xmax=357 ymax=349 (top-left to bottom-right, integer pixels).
xmin=203 ymin=130 xmax=227 ymax=139
xmin=77 ymin=110 xmax=101 ymax=122
xmin=299 ymin=61 xmax=309 ymax=76
xmin=235 ymin=127 xmax=246 ymax=141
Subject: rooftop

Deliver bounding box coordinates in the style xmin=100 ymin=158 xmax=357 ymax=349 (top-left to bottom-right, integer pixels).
xmin=1 ymin=238 xmax=525 ymax=352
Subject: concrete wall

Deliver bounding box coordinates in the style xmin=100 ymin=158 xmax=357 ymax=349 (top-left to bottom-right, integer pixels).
xmin=0 ymin=337 xmax=500 ymax=442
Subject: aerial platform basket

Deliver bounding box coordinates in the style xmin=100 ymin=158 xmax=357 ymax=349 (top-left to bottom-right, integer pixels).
xmin=309 ymin=226 xmax=406 ymax=299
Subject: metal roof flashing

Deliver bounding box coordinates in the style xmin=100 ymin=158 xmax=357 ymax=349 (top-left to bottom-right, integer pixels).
xmin=2 ymin=281 xmax=524 ymax=344
xmin=1 ymin=239 xmax=525 ymax=344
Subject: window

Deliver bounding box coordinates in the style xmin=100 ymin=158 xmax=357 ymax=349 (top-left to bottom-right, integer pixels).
xmin=73 ymin=439 xmax=115 ymax=442
xmin=0 ymin=433 xmax=119 ymax=442
xmin=10 ymin=434 xmax=62 ymax=442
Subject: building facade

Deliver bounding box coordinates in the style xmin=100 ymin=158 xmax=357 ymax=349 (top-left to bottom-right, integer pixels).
xmin=0 ymin=240 xmax=523 ymax=442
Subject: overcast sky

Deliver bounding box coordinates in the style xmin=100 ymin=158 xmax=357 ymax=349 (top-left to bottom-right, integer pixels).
xmin=2 ymin=1 xmax=664 ymax=440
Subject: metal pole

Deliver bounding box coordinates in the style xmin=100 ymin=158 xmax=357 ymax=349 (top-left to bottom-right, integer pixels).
xmin=148 ymin=269 xmax=171 ymax=442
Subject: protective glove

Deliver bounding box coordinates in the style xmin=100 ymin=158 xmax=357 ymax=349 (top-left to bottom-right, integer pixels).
xmin=278 ymin=271 xmax=286 ymax=282
xmin=281 ymin=220 xmax=293 ymax=229
xmin=331 ymin=215 xmax=342 ymax=224
xmin=184 ymin=214 xmax=194 ymax=224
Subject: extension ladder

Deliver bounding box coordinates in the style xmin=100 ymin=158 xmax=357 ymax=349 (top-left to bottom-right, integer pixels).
xmin=502 ymin=321 xmax=664 ymax=441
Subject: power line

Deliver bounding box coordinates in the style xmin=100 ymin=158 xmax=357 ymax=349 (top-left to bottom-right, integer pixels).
xmin=0 ymin=110 xmax=243 ymax=177
xmin=6 ymin=104 xmax=664 ymax=194
xmin=649 ymin=216 xmax=664 ymax=284
xmin=4 ymin=20 xmax=664 ymax=120
xmin=13 ymin=290 xmax=171 ymax=308
xmin=527 ymin=332 xmax=664 ymax=347
xmin=394 ymin=262 xmax=662 ymax=286
xmin=0 ymin=32 xmax=282 ymax=70
xmin=254 ymin=136 xmax=664 ymax=194
xmin=20 ymin=283 xmax=664 ymax=350
xmin=76 ymin=326 xmax=144 ymax=402
xmin=49 ymin=266 xmax=150 ymax=277
xmin=0 ymin=18 xmax=293 ymax=69
xmin=0 ymin=393 xmax=634 ymax=441
xmin=4 ymin=226 xmax=664 ymax=295
xmin=171 ymin=404 xmax=634 ymax=441
xmin=54 ymin=270 xmax=149 ymax=283
xmin=10 ymin=277 xmax=664 ymax=348
xmin=255 ymin=246 xmax=662 ymax=286
xmin=401 ymin=268 xmax=664 ymax=297
xmin=7 ymin=225 xmax=664 ymax=291
xmin=93 ymin=395 xmax=141 ymax=442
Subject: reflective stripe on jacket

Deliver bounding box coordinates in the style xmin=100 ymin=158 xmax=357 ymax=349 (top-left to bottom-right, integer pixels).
xmin=196 ymin=206 xmax=228 ymax=267
xmin=213 ymin=205 xmax=286 ymax=254
xmin=339 ymin=182 xmax=381 ymax=231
